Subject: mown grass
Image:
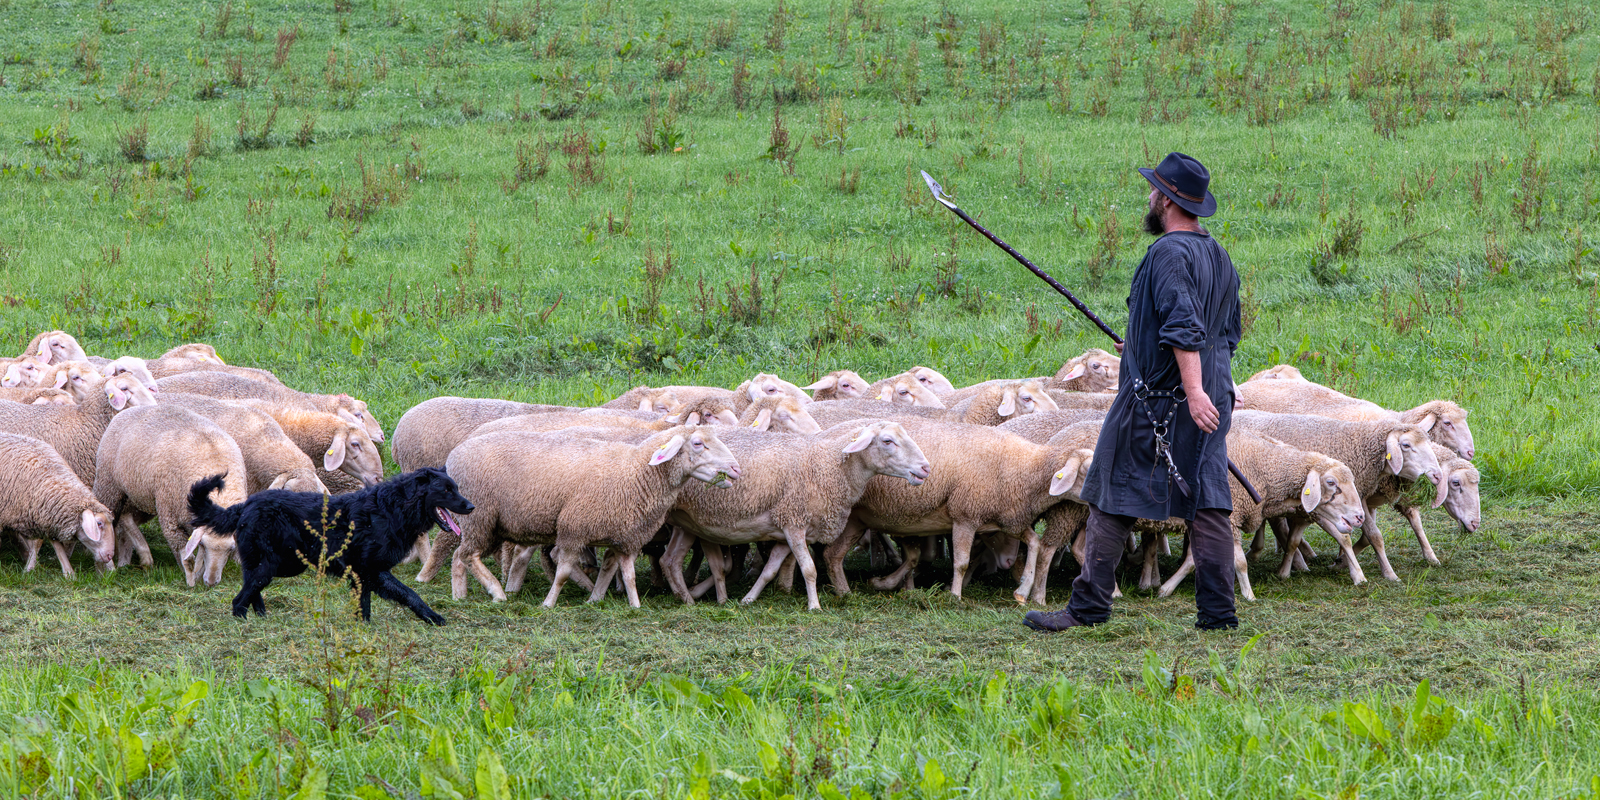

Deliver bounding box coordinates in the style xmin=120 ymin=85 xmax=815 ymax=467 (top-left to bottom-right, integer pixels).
xmin=3 ymin=0 xmax=1600 ymax=795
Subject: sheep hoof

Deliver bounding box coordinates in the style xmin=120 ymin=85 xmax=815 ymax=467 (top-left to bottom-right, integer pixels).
xmin=1012 ymin=592 xmax=1029 ymax=606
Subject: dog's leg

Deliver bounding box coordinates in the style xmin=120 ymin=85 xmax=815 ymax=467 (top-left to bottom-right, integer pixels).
xmin=234 ymin=570 xmax=273 ymax=618
xmin=376 ymin=572 xmax=446 ymax=625
xmin=358 ymin=586 xmax=373 ymax=621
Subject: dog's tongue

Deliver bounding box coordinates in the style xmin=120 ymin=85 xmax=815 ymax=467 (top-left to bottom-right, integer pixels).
xmin=435 ymin=508 xmax=463 ymax=536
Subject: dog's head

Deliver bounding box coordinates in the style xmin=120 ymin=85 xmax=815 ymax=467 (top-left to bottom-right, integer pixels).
xmin=411 ymin=467 xmax=474 ymax=537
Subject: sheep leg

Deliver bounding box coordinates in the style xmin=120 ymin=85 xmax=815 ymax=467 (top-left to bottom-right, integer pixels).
xmin=18 ymin=536 xmax=41 ymax=573
xmin=1231 ymin=527 xmax=1255 ymax=602
xmin=1246 ymin=522 xmax=1266 ymax=561
xmin=115 ymin=513 xmax=153 ymax=569
xmin=684 ymin=541 xmax=706 ymax=586
xmin=688 ymin=542 xmax=723 ymax=600
xmin=870 ymin=536 xmax=920 ymax=591
xmin=949 ymin=523 xmax=978 ymax=598
xmin=1319 ymin=521 xmax=1368 ymax=586
xmin=742 ymin=543 xmax=792 ymax=605
xmin=453 ymin=538 xmax=507 ymax=602
xmin=587 ymin=551 xmax=623 ymax=603
xmin=1156 ymin=540 xmax=1195 ymax=599
xmin=1138 ymin=531 xmax=1164 ymax=592
xmin=776 ymin=551 xmax=797 ymax=594
xmin=922 ymin=536 xmax=939 ymax=565
xmin=615 ymin=551 xmax=641 ymax=608
xmin=541 ymin=548 xmax=580 ymax=608
xmin=1276 ymin=521 xmax=1309 ymax=580
xmin=823 ymin=517 xmax=869 ymax=596
xmin=52 ymin=541 xmax=81 ymax=579
xmin=781 ymin=528 xmax=822 ymax=611
xmin=1397 ymin=503 xmax=1442 ymax=565
xmin=415 ymin=527 xmax=460 ymax=583
xmin=1012 ymin=529 xmax=1042 ymax=605
xmin=503 ymin=545 xmax=537 ymax=595
xmin=661 ymin=528 xmax=698 ymax=605
xmin=1160 ymin=532 xmax=1172 ymax=556
xmin=1360 ymin=508 xmax=1401 ymax=582
xmin=1028 ymin=542 xmax=1060 ymax=606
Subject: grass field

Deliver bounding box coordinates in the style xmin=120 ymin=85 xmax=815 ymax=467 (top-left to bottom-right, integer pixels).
xmin=2 ymin=0 xmax=1599 ymax=795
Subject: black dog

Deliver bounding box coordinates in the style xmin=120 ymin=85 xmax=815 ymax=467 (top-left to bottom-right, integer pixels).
xmin=187 ymin=467 xmax=474 ymax=625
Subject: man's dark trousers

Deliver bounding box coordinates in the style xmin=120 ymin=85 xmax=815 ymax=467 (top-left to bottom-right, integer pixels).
xmin=1066 ymin=505 xmax=1238 ymax=629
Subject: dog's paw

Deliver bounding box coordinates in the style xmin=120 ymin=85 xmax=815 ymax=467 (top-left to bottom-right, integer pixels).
xmin=421 ymin=610 xmax=447 ymax=626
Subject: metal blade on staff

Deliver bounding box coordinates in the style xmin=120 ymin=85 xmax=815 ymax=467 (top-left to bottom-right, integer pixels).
xmin=919 ymin=171 xmax=1262 ymax=505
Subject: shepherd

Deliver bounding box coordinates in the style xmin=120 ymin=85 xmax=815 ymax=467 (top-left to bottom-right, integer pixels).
xmin=1025 ymin=152 xmax=1243 ymax=632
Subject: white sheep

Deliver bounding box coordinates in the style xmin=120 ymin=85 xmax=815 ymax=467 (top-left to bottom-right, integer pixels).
xmin=1052 ymin=348 xmax=1120 ymax=393
xmin=1234 ymin=378 xmax=1474 ymax=459
xmin=804 ymin=370 xmax=872 ymax=400
xmin=392 ymin=396 xmax=570 ymax=471
xmin=155 ymin=371 xmax=385 ymax=444
xmin=0 ymin=375 xmax=159 ymax=485
xmin=874 ymin=373 xmax=947 ymax=408
xmin=446 ymin=426 xmax=741 ymax=607
xmin=93 ymin=405 xmax=249 ymax=585
xmin=662 ymin=422 xmax=931 ymax=609
xmin=159 ymin=393 xmax=328 ymax=494
xmin=0 ymin=433 xmax=116 ymax=576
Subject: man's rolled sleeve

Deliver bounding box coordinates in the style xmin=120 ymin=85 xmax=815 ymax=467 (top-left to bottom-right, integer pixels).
xmin=1151 ymin=252 xmax=1207 ymax=352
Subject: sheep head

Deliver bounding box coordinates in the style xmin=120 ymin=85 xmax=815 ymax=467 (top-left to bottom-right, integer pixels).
xmin=1049 ymin=449 xmax=1095 ymax=498
xmin=997 ymin=380 xmax=1058 ymax=418
xmin=804 ymin=370 xmax=870 ymax=400
xmin=743 ymin=395 xmax=822 ymax=435
xmin=878 ymin=375 xmax=945 ymax=408
xmin=1247 ymin=364 xmax=1304 ymax=382
xmin=1055 ymin=348 xmax=1121 ymax=392
xmin=336 ymin=394 xmax=384 ymax=443
xmin=908 ymin=366 xmax=955 ymax=396
xmin=841 ymin=421 xmax=930 ymax=485
xmin=649 ymin=426 xmax=742 ymax=488
xmin=2 ymin=359 xmax=42 ymax=388
xmin=103 ymin=375 xmax=158 ymax=411
xmin=1437 ymin=457 xmax=1481 ymax=532
xmin=32 ymin=331 xmax=88 ymax=365
xmin=1384 ymin=425 xmax=1442 ymax=485
xmin=1300 ymin=460 xmax=1364 ymax=535
xmin=1405 ymin=400 xmax=1473 ymax=460
xmin=108 ymin=357 xmax=160 ymax=394
xmin=325 ymin=422 xmax=383 ymax=487
xmin=78 ymin=508 xmax=116 ymax=567
xmin=743 ymin=373 xmax=810 ymax=404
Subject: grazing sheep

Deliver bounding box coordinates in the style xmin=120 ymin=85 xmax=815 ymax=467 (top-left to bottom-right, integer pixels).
xmin=1 ymin=358 xmax=44 ymax=388
xmin=35 ymin=361 xmax=104 ymax=403
xmin=804 ymin=370 xmax=872 ymax=400
xmin=868 ymin=366 xmax=956 ymax=398
xmin=446 ymin=426 xmax=741 ymax=607
xmin=158 ymin=393 xmax=328 ymax=494
xmin=1232 ymin=378 xmax=1474 ymax=460
xmin=94 ymin=405 xmax=249 ymax=586
xmin=410 ymin=412 xmax=673 ymax=583
xmin=1052 ymin=348 xmax=1121 ymax=393
xmin=947 ymin=379 xmax=1059 ymax=426
xmin=667 ymin=394 xmax=740 ymax=426
xmin=22 ymin=331 xmax=89 ymax=365
xmin=738 ymin=394 xmax=823 ymax=434
xmin=238 ymin=402 xmax=384 ymax=493
xmin=820 ymin=417 xmax=1096 ymax=601
xmin=392 ymin=396 xmax=568 ymax=471
xmin=160 ymin=343 xmax=224 ymax=362
xmin=1245 ymin=364 xmax=1305 ymax=382
xmin=0 ymin=387 xmax=75 ymax=405
xmin=155 ymin=371 xmax=385 ymax=443
xmin=874 ymin=373 xmax=947 ymax=408
xmin=0 ymin=375 xmax=158 ymax=485
xmin=1394 ymin=442 xmax=1480 ymax=540
xmin=1154 ymin=429 xmax=1367 ymax=599
xmin=996 ymin=409 xmax=1109 ymax=444
xmin=0 ymin=433 xmax=117 ymax=576
xmin=663 ymin=422 xmax=931 ymax=609
xmin=1231 ymin=410 xmax=1443 ymax=583
xmin=104 ymin=357 xmax=161 ymax=394
xmin=602 ymin=385 xmax=688 ymax=414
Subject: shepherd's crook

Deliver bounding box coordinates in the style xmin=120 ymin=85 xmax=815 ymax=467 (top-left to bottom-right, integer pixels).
xmin=920 ymin=170 xmax=1263 ymax=505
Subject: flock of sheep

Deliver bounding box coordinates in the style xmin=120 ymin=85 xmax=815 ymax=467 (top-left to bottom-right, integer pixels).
xmin=0 ymin=329 xmax=1482 ymax=614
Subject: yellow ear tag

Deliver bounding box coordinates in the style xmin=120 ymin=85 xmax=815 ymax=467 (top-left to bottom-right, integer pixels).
xmin=1304 ymin=489 xmax=1311 ymax=495
xmin=326 ymin=449 xmax=335 ymax=456
xmin=1054 ymin=470 xmax=1065 ymax=480
xmin=750 ymin=422 xmax=760 ymax=428
xmin=1385 ymin=453 xmax=1392 ymax=460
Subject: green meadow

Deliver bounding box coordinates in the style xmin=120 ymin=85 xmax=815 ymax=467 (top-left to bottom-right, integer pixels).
xmin=1 ymin=0 xmax=1598 ymax=795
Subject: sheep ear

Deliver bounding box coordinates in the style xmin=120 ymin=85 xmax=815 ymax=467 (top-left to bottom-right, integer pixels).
xmin=876 ymin=384 xmax=894 ymax=402
xmin=269 ymin=473 xmax=291 ymax=491
xmin=637 ymin=399 xmax=654 ymax=413
xmin=1061 ymin=363 xmax=1087 ymax=381
xmin=649 ymin=435 xmax=686 ymax=465
xmin=751 ymin=408 xmax=774 ymax=431
xmin=38 ymin=342 xmax=54 ymax=364
xmin=1416 ymin=413 xmax=1437 ymax=432
xmin=181 ymin=528 xmax=205 ymax=561
xmin=81 ymin=510 xmax=103 ymax=543
xmin=803 ymin=376 xmax=837 ymax=391
xmin=107 ymin=385 xmax=129 ymax=411
xmin=1300 ymin=470 xmax=1323 ymax=512
xmin=997 ymin=388 xmax=1017 ymax=417
xmin=715 ymin=410 xmax=740 ymax=426
xmin=1432 ymin=473 xmax=1450 ymax=509
xmin=1049 ymin=456 xmax=1086 ymax=496
xmin=1384 ymin=435 xmax=1404 ymax=475
xmin=682 ymin=411 xmax=701 ymax=426
xmin=842 ymin=428 xmax=874 ymax=454
xmin=324 ymin=432 xmax=348 ymax=471
xmin=53 ymin=371 xmax=69 ymax=389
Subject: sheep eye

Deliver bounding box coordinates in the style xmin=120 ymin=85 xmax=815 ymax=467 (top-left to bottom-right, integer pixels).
xmin=1401 ymin=443 xmax=1411 ymax=449
xmin=1451 ymin=479 xmax=1461 ymax=487
xmin=881 ymin=438 xmax=894 ymax=446
xmin=352 ymin=442 xmax=362 ymax=450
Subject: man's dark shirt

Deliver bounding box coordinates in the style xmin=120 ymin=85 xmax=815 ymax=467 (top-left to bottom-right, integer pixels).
xmin=1081 ymin=230 xmax=1241 ymax=521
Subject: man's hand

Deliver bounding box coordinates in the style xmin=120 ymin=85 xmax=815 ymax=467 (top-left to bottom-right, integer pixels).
xmin=1113 ymin=342 xmax=1124 ymax=354
xmin=1188 ymin=391 xmax=1219 ymax=433
xmin=1174 ymin=348 xmax=1218 ymax=433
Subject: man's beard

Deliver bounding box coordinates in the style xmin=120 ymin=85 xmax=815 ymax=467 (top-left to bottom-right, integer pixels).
xmin=1142 ymin=202 xmax=1165 ymax=235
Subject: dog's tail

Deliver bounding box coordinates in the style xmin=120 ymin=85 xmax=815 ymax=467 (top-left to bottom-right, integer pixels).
xmin=188 ymin=474 xmax=244 ymax=536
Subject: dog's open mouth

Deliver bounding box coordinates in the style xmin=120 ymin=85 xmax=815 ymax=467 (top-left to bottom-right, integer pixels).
xmin=435 ymin=507 xmax=464 ymax=536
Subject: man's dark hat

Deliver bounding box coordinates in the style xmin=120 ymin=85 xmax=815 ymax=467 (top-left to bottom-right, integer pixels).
xmin=1139 ymin=152 xmax=1217 ymax=218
